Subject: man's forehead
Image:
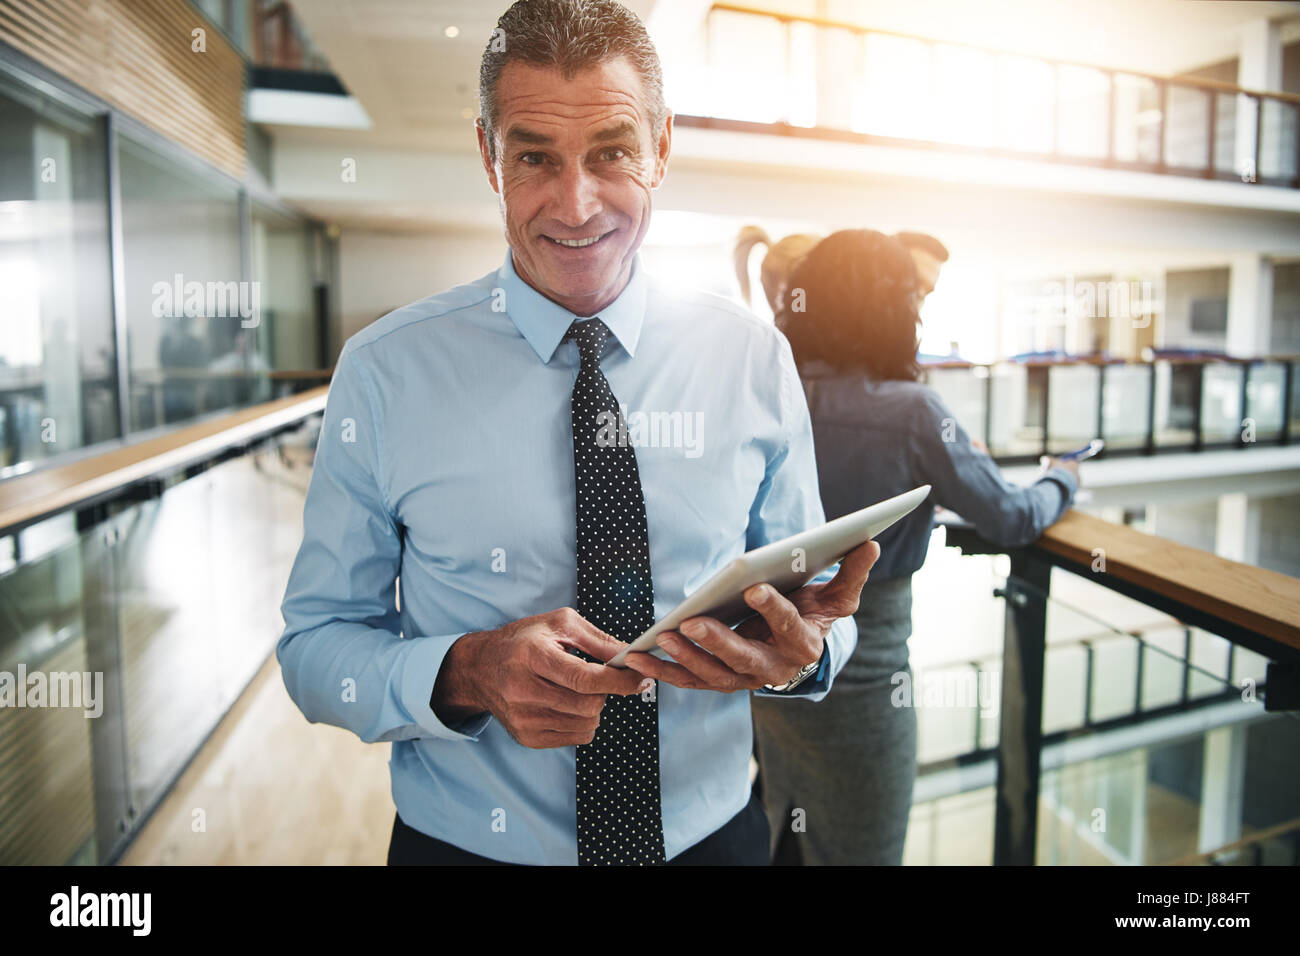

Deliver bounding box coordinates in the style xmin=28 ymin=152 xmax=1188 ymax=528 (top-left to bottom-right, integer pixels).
xmin=495 ymin=58 xmax=648 ymax=123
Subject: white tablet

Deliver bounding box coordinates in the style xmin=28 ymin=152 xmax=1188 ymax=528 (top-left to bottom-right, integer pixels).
xmin=607 ymin=484 xmax=932 ymax=667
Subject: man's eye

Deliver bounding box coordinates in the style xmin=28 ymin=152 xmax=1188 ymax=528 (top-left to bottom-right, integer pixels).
xmin=519 ymin=152 xmax=546 ymax=165
xmin=599 ymin=147 xmax=627 ymax=161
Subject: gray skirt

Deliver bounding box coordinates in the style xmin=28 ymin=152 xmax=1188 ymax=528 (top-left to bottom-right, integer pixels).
xmin=750 ymin=574 xmax=916 ymax=865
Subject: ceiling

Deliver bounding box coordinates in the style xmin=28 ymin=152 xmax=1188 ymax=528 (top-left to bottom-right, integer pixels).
xmin=277 ymin=0 xmax=656 ymax=150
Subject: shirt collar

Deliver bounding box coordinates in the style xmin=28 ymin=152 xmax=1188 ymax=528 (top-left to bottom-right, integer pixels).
xmin=497 ymin=248 xmax=647 ymax=364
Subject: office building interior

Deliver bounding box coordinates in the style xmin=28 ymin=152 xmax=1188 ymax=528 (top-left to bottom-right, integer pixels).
xmin=0 ymin=0 xmax=1298 ymax=865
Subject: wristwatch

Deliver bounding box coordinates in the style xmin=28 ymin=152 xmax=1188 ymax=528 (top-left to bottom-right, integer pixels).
xmin=764 ymin=656 xmax=822 ymax=693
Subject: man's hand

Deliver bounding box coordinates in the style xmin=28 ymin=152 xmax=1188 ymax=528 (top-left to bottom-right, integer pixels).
xmin=1040 ymin=455 xmax=1082 ymax=485
xmin=622 ymin=539 xmax=880 ymax=692
xmin=432 ymin=608 xmax=650 ymax=749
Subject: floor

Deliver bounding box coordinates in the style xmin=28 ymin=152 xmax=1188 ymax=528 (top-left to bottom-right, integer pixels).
xmin=121 ymin=647 xmax=1149 ymax=866
xmin=119 ymin=653 xmax=395 ymax=866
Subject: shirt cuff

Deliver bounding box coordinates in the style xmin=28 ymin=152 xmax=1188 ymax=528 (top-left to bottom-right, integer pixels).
xmin=401 ymin=634 xmax=492 ymax=741
xmin=752 ymin=641 xmax=832 ymax=701
xmin=1040 ymin=466 xmax=1079 ymax=503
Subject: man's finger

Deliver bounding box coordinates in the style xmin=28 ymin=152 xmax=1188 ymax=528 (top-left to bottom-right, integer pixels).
xmin=623 ymin=651 xmax=711 ymax=690
xmin=557 ymin=625 xmax=628 ymax=664
xmin=549 ymin=607 xmax=625 ymax=657
xmin=516 ymin=703 xmax=601 ymax=733
xmin=742 ymin=583 xmax=805 ymax=640
xmin=818 ymin=540 xmax=880 ymax=615
xmin=674 ymin=616 xmax=767 ymax=677
xmin=655 ymin=630 xmax=747 ymax=689
xmin=518 ymin=675 xmax=606 ymax=717
xmin=539 ymin=642 xmax=647 ymax=696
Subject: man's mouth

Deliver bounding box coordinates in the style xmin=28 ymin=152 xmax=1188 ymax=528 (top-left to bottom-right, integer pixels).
xmin=544 ymin=230 xmax=615 ymax=249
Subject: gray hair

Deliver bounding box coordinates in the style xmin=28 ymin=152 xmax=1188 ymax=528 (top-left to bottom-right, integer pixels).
xmin=479 ymin=0 xmax=667 ymax=164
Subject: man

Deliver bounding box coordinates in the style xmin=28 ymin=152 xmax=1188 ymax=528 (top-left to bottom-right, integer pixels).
xmin=278 ymin=0 xmax=877 ymax=867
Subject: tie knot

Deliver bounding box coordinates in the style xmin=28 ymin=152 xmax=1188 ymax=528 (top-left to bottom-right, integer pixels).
xmin=566 ymin=318 xmax=611 ymax=369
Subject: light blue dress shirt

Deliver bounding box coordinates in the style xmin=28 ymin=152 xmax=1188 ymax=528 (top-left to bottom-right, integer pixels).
xmin=277 ymin=249 xmax=857 ymax=865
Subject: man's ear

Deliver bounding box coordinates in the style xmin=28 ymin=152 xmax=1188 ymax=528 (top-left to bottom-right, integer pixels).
xmin=651 ymin=110 xmax=673 ymax=189
xmin=476 ymin=119 xmax=501 ymax=195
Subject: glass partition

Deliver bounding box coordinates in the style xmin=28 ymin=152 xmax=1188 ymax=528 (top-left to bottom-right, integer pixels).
xmin=1100 ymin=363 xmax=1151 ymax=450
xmin=996 ymin=55 xmax=1055 ymax=154
xmin=1201 ymin=362 xmax=1244 ymax=445
xmin=1046 ymin=364 xmax=1100 ymax=454
xmin=1291 ymin=361 xmax=1300 ymax=437
xmin=1153 ymin=362 xmax=1197 ymax=448
xmin=1113 ymin=73 xmax=1161 ymax=165
xmin=0 ymin=513 xmax=101 ymax=865
xmin=1057 ymin=65 xmax=1109 ymax=159
xmin=0 ymin=426 xmax=313 ymax=863
xmin=1213 ymin=92 xmax=1240 ymax=176
xmin=987 ymin=364 xmax=1037 ymax=457
xmin=1259 ymin=99 xmax=1299 ymax=183
xmin=0 ymin=72 xmax=116 ymax=475
xmin=1164 ymin=86 xmax=1211 ymax=170
xmin=1245 ymin=362 xmax=1286 ymax=442
xmin=924 ymin=366 xmax=987 ymax=447
xmin=118 ymin=133 xmax=244 ymax=432
xmin=693 ymin=7 xmax=1298 ymax=183
xmin=251 ymin=203 xmax=317 ymax=374
xmin=1027 ymin=561 xmax=1280 ymax=866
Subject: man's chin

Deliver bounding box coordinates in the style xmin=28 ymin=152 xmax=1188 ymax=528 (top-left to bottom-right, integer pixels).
xmin=532 ymin=258 xmax=630 ymax=308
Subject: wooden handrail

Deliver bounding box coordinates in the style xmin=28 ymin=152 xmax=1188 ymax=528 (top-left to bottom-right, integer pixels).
xmin=0 ymin=386 xmax=328 ymax=534
xmin=1165 ymin=815 xmax=1300 ymax=866
xmin=920 ymin=354 xmax=1300 ymax=371
xmin=710 ymin=2 xmax=1300 ymax=106
xmin=124 ymin=368 xmax=334 ymax=381
xmin=1037 ymin=511 xmax=1300 ymax=653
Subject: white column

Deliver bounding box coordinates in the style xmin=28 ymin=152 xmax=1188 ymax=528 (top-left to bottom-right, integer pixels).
xmin=813 ymin=0 xmax=852 ymax=129
xmin=1215 ymin=492 xmax=1261 ymax=566
xmin=1226 ymin=253 xmax=1273 ymax=358
xmin=1129 ymin=749 xmax=1148 ymax=864
xmin=1197 ymin=725 xmax=1247 ymax=855
xmin=1233 ymin=18 xmax=1283 ymax=181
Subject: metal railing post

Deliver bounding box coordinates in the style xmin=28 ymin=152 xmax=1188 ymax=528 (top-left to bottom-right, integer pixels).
xmin=1145 ymin=362 xmax=1158 ymax=454
xmin=993 ymin=553 xmax=1050 ymax=865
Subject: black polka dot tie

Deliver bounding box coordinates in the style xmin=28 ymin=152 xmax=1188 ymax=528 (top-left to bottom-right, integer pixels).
xmin=567 ymin=317 xmax=666 ymax=866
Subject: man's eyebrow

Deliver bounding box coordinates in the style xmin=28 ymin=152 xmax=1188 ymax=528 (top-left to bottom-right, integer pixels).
xmin=591 ymin=121 xmax=638 ymax=143
xmin=504 ymin=126 xmax=553 ymax=146
xmin=503 ymin=121 xmax=638 ymax=148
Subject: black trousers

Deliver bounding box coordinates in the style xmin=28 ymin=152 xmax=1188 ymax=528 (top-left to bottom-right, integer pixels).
xmin=387 ymin=789 xmax=770 ymax=866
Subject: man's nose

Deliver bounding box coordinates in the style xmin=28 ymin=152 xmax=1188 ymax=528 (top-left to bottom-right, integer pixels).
xmin=551 ymin=162 xmax=601 ymax=228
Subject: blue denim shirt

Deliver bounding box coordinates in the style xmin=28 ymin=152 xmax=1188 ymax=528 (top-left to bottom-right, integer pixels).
xmin=797 ymin=360 xmax=1077 ymax=582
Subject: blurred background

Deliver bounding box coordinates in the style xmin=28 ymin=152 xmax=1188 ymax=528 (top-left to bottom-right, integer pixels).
xmin=1 ymin=0 xmax=1298 ymax=866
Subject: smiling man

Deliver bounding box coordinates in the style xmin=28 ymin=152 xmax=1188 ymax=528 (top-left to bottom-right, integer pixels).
xmin=277 ymin=0 xmax=878 ymax=866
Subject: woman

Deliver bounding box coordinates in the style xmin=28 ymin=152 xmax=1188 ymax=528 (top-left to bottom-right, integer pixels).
xmin=751 ymin=229 xmax=1080 ymax=865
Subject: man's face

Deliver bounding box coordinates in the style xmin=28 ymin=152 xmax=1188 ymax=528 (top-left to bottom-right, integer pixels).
xmin=477 ymin=56 xmax=672 ymax=317
xmin=908 ymin=248 xmax=943 ymax=304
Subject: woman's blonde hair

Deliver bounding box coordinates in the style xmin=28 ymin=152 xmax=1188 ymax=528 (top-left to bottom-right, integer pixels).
xmin=734 ymin=226 xmax=822 ymax=314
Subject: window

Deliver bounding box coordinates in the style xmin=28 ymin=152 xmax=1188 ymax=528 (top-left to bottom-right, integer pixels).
xmin=117 ymin=134 xmax=244 ymax=431
xmin=0 ymin=72 xmax=116 ymax=474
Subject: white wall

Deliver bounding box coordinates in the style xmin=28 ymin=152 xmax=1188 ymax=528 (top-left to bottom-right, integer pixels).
xmin=336 ymin=230 xmax=507 ymax=344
